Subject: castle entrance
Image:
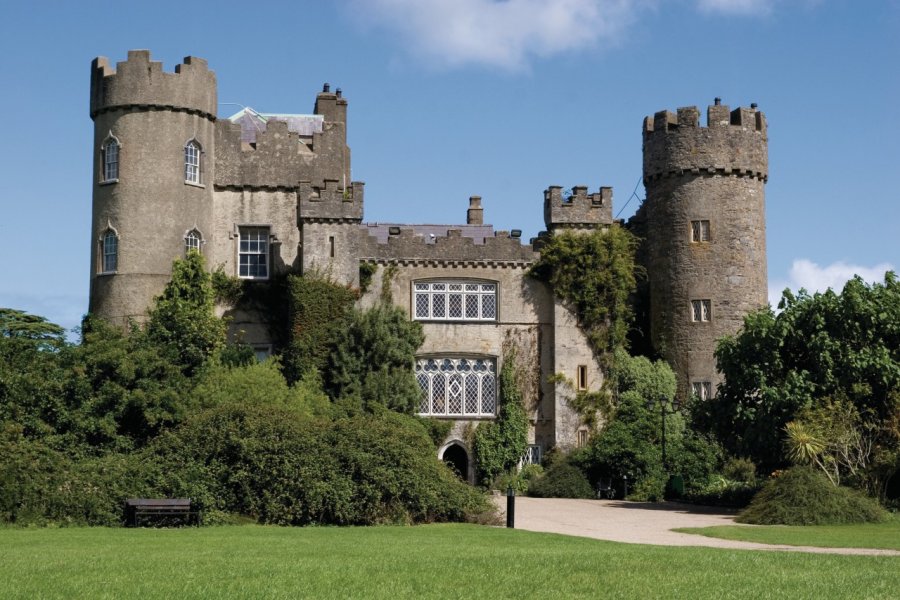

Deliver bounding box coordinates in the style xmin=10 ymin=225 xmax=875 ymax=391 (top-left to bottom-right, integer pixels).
xmin=442 ymin=444 xmax=469 ymax=481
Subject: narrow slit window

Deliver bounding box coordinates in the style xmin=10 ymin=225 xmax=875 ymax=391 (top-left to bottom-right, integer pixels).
xmin=576 ymin=365 xmax=588 ymax=390
xmin=329 ymin=236 xmax=335 ymax=258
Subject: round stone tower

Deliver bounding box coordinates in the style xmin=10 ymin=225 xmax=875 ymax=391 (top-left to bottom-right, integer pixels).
xmin=89 ymin=50 xmax=217 ymax=323
xmin=641 ymin=100 xmax=768 ymax=400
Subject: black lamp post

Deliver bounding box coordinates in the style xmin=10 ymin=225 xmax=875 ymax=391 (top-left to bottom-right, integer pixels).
xmin=658 ymin=395 xmax=679 ymax=473
xmin=506 ymin=485 xmax=515 ymax=528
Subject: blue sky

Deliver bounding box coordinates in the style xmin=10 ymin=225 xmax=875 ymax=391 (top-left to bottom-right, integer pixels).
xmin=1 ymin=0 xmax=898 ymax=334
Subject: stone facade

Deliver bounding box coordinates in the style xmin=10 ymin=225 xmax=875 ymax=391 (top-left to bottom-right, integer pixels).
xmin=636 ymin=100 xmax=768 ymax=400
xmin=88 ymin=52 xmax=767 ymax=479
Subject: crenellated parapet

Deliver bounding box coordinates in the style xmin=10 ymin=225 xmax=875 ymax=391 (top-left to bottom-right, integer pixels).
xmin=90 ymin=50 xmax=217 ymax=120
xmin=360 ymin=228 xmax=537 ymax=267
xmin=299 ymin=179 xmax=364 ymax=222
xmin=543 ymin=185 xmax=613 ymax=231
xmin=216 ymin=118 xmax=316 ymax=188
xmin=643 ymin=100 xmax=768 ymax=183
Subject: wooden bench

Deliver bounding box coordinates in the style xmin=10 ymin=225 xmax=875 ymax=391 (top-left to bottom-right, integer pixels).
xmin=124 ymin=498 xmax=201 ymax=527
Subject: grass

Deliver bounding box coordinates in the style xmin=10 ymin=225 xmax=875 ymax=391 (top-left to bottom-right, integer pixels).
xmin=0 ymin=525 xmax=898 ymax=599
xmin=675 ymin=514 xmax=900 ymax=550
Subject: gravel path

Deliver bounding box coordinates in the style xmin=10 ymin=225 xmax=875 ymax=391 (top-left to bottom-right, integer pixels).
xmin=494 ymin=497 xmax=900 ymax=556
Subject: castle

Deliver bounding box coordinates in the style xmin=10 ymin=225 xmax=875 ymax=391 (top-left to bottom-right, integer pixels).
xmin=89 ymin=51 xmax=767 ymax=481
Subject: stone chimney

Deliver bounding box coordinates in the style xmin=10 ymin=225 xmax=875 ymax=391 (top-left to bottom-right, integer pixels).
xmin=467 ymin=196 xmax=483 ymax=225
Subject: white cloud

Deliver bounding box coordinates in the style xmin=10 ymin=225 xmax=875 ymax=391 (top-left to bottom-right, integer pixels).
xmin=346 ymin=0 xmax=644 ymax=70
xmin=695 ymin=0 xmax=772 ymax=15
xmin=768 ymin=259 xmax=895 ymax=308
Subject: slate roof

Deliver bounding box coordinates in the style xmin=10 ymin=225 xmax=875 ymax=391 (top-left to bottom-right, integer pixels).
xmin=227 ymin=107 xmax=324 ymax=144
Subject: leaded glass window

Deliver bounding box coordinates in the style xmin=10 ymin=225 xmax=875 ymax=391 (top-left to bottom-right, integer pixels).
xmin=691 ymin=219 xmax=710 ymax=243
xmin=415 ymin=357 xmax=497 ymax=417
xmin=692 ymin=381 xmax=713 ymax=400
xmin=691 ymin=299 xmax=711 ymax=322
xmin=413 ymin=281 xmax=498 ymax=321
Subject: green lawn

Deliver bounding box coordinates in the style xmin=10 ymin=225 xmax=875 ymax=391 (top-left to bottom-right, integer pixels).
xmin=0 ymin=524 xmax=897 ymax=599
xmin=675 ymin=515 xmax=900 ymax=550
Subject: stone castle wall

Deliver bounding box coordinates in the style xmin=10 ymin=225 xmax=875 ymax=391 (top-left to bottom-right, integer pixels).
xmin=640 ymin=101 xmax=768 ymax=399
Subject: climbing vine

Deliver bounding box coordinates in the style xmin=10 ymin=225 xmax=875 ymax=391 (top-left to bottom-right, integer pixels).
xmin=529 ymin=224 xmax=640 ymax=364
xmin=472 ymin=349 xmax=529 ymax=487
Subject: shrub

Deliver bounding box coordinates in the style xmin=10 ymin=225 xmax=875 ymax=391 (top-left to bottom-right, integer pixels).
xmin=738 ymin=466 xmax=889 ymax=525
xmin=149 ymin=404 xmax=490 ymax=525
xmin=495 ymin=464 xmax=544 ymax=495
xmin=528 ymin=463 xmax=594 ymax=499
xmin=722 ymin=457 xmax=758 ymax=485
xmin=681 ymin=477 xmax=760 ymax=508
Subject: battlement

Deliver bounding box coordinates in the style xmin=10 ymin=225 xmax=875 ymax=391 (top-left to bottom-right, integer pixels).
xmin=90 ymin=50 xmax=217 ymax=119
xmin=543 ymin=185 xmax=613 ymax=231
xmin=298 ymin=179 xmax=364 ymax=222
xmin=643 ymin=100 xmax=766 ymax=135
xmin=643 ymin=100 xmax=768 ymax=183
xmin=359 ymin=226 xmax=536 ymax=266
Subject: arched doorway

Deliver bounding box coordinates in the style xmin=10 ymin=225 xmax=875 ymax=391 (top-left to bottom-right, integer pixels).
xmin=442 ymin=444 xmax=469 ymax=481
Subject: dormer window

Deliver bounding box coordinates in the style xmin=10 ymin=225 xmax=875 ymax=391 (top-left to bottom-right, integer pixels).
xmin=101 ymin=134 xmax=120 ymax=183
xmin=184 ymin=140 xmax=201 ymax=184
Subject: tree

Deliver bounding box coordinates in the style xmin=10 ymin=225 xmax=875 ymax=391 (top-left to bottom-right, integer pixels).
xmin=146 ymin=251 xmax=226 ymax=376
xmin=0 ymin=308 xmax=66 ymax=350
xmin=702 ymin=273 xmax=900 ymax=494
xmin=324 ymin=304 xmax=424 ymax=413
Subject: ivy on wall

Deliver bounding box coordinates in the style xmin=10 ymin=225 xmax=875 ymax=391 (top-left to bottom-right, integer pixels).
xmin=472 ymin=349 xmax=529 ymax=487
xmin=529 ymin=225 xmax=640 ymax=364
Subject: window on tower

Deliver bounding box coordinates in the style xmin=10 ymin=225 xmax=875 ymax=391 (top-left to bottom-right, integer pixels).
xmin=691 ymin=381 xmax=713 ymax=400
xmin=184 ymin=140 xmax=202 ymax=184
xmin=691 ymin=220 xmax=710 ymax=243
xmin=691 ymin=299 xmax=711 ymax=322
xmin=101 ymin=137 xmax=119 ymax=183
xmin=100 ymin=229 xmax=118 ymax=273
xmin=238 ymin=227 xmax=269 ymax=280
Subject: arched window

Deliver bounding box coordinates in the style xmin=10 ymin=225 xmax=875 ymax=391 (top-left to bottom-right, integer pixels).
xmin=101 ymin=229 xmax=118 ymax=273
xmin=184 ymin=140 xmax=201 ymax=184
xmin=184 ymin=229 xmax=202 ymax=255
xmin=101 ymin=136 xmax=119 ymax=182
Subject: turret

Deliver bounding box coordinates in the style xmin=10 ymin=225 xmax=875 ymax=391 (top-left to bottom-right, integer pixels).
xmin=639 ymin=99 xmax=768 ymax=400
xmin=89 ymin=51 xmax=217 ymax=324
xmin=543 ymin=185 xmax=613 ymax=233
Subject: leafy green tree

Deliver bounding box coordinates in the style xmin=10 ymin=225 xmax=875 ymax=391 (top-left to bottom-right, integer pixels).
xmin=529 ymin=225 xmax=639 ymax=361
xmin=575 ymin=351 xmax=721 ymax=499
xmin=146 ymin=251 xmax=226 ymax=376
xmin=701 ymin=273 xmax=900 ymax=488
xmin=0 ymin=308 xmax=66 ymax=350
xmin=64 ymin=316 xmax=189 ymax=450
xmin=324 ymin=304 xmax=424 ymax=413
xmin=0 ymin=310 xmax=68 ymax=442
xmin=473 ymin=351 xmax=529 ymax=487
